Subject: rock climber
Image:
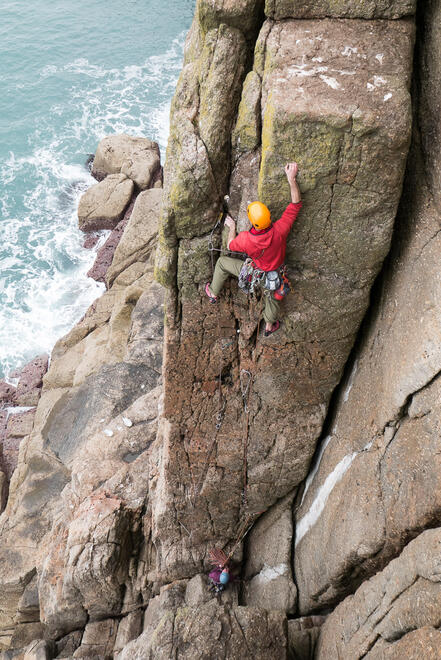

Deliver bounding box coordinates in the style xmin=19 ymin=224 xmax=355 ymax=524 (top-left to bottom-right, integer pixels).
xmin=205 ymin=162 xmax=302 ymax=336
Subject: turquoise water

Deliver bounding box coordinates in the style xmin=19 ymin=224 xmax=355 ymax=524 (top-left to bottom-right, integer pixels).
xmin=0 ymin=0 xmax=195 ymax=378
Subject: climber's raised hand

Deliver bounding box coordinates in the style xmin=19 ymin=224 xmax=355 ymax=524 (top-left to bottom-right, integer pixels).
xmin=285 ymin=162 xmax=299 ymax=183
xmin=285 ymin=163 xmax=301 ymax=204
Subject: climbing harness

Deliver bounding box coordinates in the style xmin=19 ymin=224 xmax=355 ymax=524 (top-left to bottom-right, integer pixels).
xmin=238 ymin=259 xmax=291 ymax=301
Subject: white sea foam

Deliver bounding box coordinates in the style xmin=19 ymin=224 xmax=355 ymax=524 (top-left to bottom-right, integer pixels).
xmin=0 ymin=33 xmax=186 ymax=378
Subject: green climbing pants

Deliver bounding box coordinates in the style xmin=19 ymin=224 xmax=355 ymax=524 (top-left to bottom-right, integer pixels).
xmin=210 ymin=255 xmax=280 ymax=325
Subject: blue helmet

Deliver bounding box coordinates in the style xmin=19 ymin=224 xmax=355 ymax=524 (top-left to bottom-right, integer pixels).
xmin=219 ymin=570 xmax=230 ymax=585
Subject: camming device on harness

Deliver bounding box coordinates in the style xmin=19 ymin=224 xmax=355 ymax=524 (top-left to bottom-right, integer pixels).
xmin=238 ymin=258 xmax=291 ymax=299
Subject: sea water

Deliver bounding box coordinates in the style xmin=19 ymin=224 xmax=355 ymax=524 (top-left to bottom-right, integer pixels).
xmin=0 ymin=0 xmax=195 ymax=378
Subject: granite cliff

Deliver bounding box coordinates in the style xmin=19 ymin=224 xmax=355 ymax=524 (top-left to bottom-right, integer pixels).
xmin=1 ymin=0 xmax=440 ymax=658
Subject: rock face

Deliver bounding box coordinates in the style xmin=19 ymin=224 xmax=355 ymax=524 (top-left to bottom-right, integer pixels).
xmin=0 ymin=186 xmax=163 ymax=650
xmin=243 ymin=492 xmax=297 ymax=612
xmin=12 ymin=356 xmax=49 ymax=407
xmin=264 ymin=0 xmax=416 ymax=19
xmin=316 ymin=528 xmax=441 ymax=659
xmin=92 ymin=135 xmax=161 ymax=191
xmin=5 ymin=0 xmax=441 ymax=658
xmin=152 ymin=3 xmax=413 ymax=585
xmin=294 ymin=0 xmax=441 ymax=616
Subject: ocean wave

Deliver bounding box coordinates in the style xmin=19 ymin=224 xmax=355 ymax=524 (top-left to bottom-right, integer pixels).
xmin=0 ymin=31 xmax=187 ymax=378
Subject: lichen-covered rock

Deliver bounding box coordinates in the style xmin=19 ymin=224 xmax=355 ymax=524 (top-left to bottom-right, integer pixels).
xmin=294 ymin=81 xmax=441 ymax=613
xmin=78 ymin=173 xmax=134 ymax=232
xmin=118 ymin=602 xmax=288 ymax=659
xmin=316 ymin=528 xmax=441 ymax=659
xmin=155 ymin=2 xmax=253 ymax=287
xmin=264 ymin=0 xmax=416 ymax=20
xmin=232 ymin=71 xmax=262 ymax=154
xmin=198 ymin=0 xmax=265 ymax=39
xmin=92 ymin=134 xmax=161 ymax=190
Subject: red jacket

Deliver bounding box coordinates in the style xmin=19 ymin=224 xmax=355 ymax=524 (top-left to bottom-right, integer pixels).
xmin=229 ymin=202 xmax=302 ymax=272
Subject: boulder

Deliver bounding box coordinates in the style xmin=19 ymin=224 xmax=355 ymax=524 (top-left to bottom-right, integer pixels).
xmin=78 ymin=173 xmax=134 ymax=232
xmin=264 ymin=0 xmax=416 ymax=19
xmin=92 ymin=135 xmax=161 ymax=190
xmin=54 ymin=630 xmax=82 ymax=658
xmin=106 ymin=189 xmax=161 ymax=288
xmin=118 ymin=602 xmax=288 ymax=659
xmin=113 ymin=612 xmax=143 ymax=655
xmin=316 ymin=528 xmax=441 ymax=659
xmin=365 ymin=628 xmax=441 ymax=659
xmin=7 ymin=410 xmax=36 ymax=439
xmin=243 ymin=492 xmax=297 ymax=613
xmin=72 ymin=619 xmax=118 ymax=658
xmin=21 ymin=639 xmax=54 ymax=660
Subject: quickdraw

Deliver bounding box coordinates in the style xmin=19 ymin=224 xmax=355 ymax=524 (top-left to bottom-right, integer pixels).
xmin=238 ymin=258 xmax=266 ymax=295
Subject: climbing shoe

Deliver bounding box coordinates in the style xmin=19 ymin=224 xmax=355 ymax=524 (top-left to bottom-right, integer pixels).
xmin=264 ymin=320 xmax=280 ymax=337
xmin=205 ymin=283 xmax=217 ymax=304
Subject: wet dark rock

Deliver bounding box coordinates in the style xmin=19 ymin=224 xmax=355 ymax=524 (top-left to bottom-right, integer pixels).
xmin=0 ymin=381 xmax=17 ymax=405
xmin=13 ymin=355 xmax=49 ymax=407
xmin=85 ymin=153 xmax=95 ymax=172
xmin=82 ymin=233 xmax=101 ymax=250
xmin=87 ymin=194 xmax=138 ymax=284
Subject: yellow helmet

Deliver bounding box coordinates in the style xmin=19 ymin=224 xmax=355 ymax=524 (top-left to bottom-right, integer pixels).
xmin=247 ymin=201 xmax=271 ymax=230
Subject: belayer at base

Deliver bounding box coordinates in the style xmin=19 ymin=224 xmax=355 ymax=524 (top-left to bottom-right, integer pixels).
xmin=205 ymin=162 xmax=302 ymax=336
